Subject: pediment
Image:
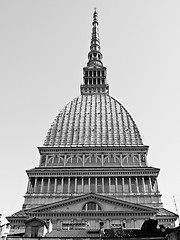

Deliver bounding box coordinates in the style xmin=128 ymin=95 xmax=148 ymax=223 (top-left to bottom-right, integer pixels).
xmin=28 ymin=193 xmax=156 ymax=214
xmin=156 ymin=208 xmax=178 ymax=218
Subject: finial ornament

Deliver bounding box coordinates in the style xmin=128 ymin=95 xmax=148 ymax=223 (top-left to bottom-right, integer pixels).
xmin=93 ymin=8 xmax=98 ymax=25
xmin=88 ymin=8 xmax=102 ymax=67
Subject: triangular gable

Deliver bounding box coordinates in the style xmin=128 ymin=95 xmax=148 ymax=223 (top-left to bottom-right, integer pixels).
xmin=156 ymin=208 xmax=178 ymax=218
xmin=25 ymin=217 xmax=48 ymax=228
xmin=27 ymin=193 xmax=156 ymax=213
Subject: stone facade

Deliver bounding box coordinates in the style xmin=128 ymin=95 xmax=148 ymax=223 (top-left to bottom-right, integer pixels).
xmin=7 ymin=9 xmax=178 ymax=234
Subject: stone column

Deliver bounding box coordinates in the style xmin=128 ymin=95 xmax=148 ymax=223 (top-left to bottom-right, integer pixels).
xmin=47 ymin=178 xmax=51 ymax=193
xmin=115 ymin=177 xmax=118 ymax=193
xmin=136 ymin=177 xmax=139 ymax=193
xmin=129 ymin=178 xmax=132 ymax=193
xmin=149 ymin=177 xmax=153 ymax=192
xmin=68 ymin=177 xmax=70 ymax=193
xmin=82 ymin=155 xmax=85 ymax=167
xmin=122 ymin=177 xmax=124 ymax=193
xmin=109 ymin=177 xmax=111 ymax=193
xmin=155 ymin=179 xmax=159 ymax=192
xmin=26 ymin=179 xmax=31 ymax=193
xmin=74 ymin=177 xmax=77 ymax=193
xmin=82 ymin=177 xmax=84 ymax=193
xmin=54 ymin=178 xmax=57 ymax=193
xmin=142 ymin=177 xmax=146 ymax=192
xmin=64 ymin=155 xmax=67 ymax=167
xmin=102 ymin=177 xmax=104 ymax=193
xmin=95 ymin=177 xmax=97 ymax=193
xmin=61 ymin=178 xmax=64 ymax=193
xmin=40 ymin=178 xmax=44 ymax=193
xmin=34 ymin=178 xmax=37 ymax=193
xmin=120 ymin=154 xmax=123 ymax=166
xmin=88 ymin=177 xmax=91 ymax=192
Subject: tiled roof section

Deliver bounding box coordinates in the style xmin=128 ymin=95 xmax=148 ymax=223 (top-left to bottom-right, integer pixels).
xmin=156 ymin=208 xmax=179 ymax=217
xmin=44 ymin=95 xmax=143 ymax=147
xmin=8 ymin=229 xmax=25 ymax=236
xmin=46 ymin=229 xmax=100 ymax=238
xmin=9 ymin=210 xmax=26 ymax=217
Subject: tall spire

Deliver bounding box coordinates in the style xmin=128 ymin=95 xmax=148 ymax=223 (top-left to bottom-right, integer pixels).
xmin=87 ymin=8 xmax=103 ymax=67
xmin=80 ymin=9 xmax=109 ymax=95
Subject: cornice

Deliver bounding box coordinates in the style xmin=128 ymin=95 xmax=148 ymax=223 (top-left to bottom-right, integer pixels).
xmin=26 ymin=166 xmax=160 ymax=177
xmin=27 ymin=211 xmax=155 ymax=218
xmin=38 ymin=145 xmax=149 ymax=154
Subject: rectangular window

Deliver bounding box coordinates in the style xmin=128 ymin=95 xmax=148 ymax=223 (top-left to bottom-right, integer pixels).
xmin=31 ymin=226 xmax=39 ymax=237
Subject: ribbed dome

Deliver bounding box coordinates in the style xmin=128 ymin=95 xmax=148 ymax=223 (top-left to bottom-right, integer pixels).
xmin=44 ymin=94 xmax=143 ymax=147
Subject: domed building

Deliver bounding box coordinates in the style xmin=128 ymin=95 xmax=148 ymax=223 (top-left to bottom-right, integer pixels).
xmin=7 ymin=10 xmax=177 ymax=235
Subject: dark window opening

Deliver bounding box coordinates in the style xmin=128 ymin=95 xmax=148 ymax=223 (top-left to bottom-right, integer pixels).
xmin=31 ymin=226 xmax=39 ymax=237
xmin=82 ymin=201 xmax=101 ymax=211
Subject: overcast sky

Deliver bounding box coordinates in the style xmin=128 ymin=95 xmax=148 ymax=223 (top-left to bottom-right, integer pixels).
xmin=0 ymin=0 xmax=180 ymax=224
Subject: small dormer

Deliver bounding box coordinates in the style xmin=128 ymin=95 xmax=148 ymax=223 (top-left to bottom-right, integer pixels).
xmin=25 ymin=217 xmax=49 ymax=237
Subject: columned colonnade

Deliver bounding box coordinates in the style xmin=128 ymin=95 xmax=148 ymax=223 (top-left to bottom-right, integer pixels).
xmin=27 ymin=176 xmax=158 ymax=194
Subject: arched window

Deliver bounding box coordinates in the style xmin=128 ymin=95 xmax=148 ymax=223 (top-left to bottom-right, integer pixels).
xmin=82 ymin=202 xmax=101 ymax=211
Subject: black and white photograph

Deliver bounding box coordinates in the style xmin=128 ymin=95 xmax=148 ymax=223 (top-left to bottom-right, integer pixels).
xmin=0 ymin=1 xmax=180 ymax=239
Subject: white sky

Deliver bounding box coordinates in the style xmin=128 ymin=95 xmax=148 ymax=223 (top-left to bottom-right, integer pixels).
xmin=0 ymin=0 xmax=180 ymax=225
